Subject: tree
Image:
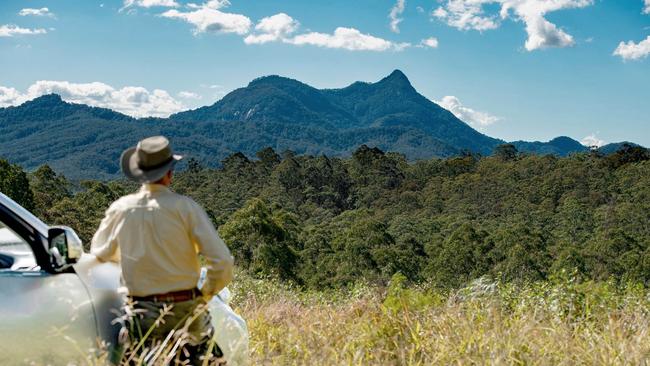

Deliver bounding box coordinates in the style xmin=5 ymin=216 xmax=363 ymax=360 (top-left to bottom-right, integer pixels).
xmin=30 ymin=165 xmax=72 ymax=220
xmin=606 ymin=144 xmax=650 ymax=168
xmin=0 ymin=159 xmax=34 ymax=210
xmin=493 ymin=144 xmax=518 ymax=161
xmin=256 ymin=147 xmax=281 ymax=168
xmin=219 ymin=198 xmax=299 ymax=281
xmin=425 ymin=223 xmax=491 ymax=288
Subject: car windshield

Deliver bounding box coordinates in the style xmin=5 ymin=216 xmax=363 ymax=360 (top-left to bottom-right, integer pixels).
xmin=0 ymin=192 xmax=49 ymax=236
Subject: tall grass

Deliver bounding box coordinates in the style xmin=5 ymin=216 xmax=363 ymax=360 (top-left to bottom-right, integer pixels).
xmin=232 ymin=272 xmax=650 ymax=365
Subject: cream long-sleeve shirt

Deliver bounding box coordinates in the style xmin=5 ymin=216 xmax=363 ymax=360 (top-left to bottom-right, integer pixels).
xmin=90 ymin=184 xmax=234 ymax=298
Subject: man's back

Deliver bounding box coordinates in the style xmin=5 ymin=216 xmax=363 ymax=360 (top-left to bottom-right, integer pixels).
xmin=91 ymin=136 xmax=233 ymax=364
xmin=91 ymin=183 xmax=233 ymax=298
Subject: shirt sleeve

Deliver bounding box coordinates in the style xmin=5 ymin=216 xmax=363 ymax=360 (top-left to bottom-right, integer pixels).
xmin=187 ymin=200 xmax=234 ymax=299
xmin=90 ymin=204 xmax=121 ymax=263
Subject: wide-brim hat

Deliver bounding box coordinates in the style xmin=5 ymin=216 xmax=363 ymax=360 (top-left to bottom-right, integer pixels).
xmin=121 ymin=136 xmax=183 ymax=183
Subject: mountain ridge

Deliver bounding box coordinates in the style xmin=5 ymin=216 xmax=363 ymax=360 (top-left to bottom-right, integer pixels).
xmin=0 ymin=70 xmax=637 ymax=180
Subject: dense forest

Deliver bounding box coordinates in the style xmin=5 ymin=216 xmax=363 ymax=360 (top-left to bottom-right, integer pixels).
xmin=1 ymin=143 xmax=649 ymax=289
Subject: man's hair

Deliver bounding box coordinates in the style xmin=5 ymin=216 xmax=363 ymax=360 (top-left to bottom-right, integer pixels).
xmin=153 ymin=169 xmax=172 ymax=184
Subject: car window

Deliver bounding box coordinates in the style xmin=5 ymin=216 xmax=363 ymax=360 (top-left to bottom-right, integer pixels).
xmin=0 ymin=221 xmax=39 ymax=271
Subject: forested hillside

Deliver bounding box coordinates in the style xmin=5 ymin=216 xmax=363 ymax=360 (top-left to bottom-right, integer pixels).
xmin=1 ymin=71 xmax=634 ymax=181
xmin=1 ymin=143 xmax=649 ymax=289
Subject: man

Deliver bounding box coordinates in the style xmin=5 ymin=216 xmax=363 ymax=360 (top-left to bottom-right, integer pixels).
xmin=90 ymin=136 xmax=234 ymax=364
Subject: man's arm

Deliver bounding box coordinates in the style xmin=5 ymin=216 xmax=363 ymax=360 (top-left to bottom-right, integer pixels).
xmin=188 ymin=200 xmax=234 ymax=299
xmin=90 ymin=206 xmax=121 ymax=263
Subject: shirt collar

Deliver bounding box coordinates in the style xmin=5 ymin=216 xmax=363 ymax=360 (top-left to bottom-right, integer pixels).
xmin=141 ymin=183 xmax=171 ymax=193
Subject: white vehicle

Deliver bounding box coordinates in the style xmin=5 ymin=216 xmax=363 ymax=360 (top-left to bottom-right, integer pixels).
xmin=0 ymin=192 xmax=248 ymax=365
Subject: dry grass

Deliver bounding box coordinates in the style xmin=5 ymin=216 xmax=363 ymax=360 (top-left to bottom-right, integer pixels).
xmin=230 ymin=273 xmax=650 ymax=366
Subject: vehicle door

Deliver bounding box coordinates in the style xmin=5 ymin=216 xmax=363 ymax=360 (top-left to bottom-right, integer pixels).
xmin=0 ymin=206 xmax=98 ymax=365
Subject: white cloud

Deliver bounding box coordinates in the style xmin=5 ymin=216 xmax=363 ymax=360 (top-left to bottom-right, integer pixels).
xmin=125 ymin=1 xmax=405 ymax=52
xmin=186 ymin=0 xmax=231 ymax=10
xmin=611 ymin=2 xmax=650 ymax=60
xmin=436 ymin=95 xmax=500 ymax=129
xmin=289 ymin=27 xmax=409 ymax=51
xmin=202 ymin=0 xmax=231 ymax=9
xmin=243 ymin=14 xmax=405 ymax=52
xmin=419 ymin=37 xmax=439 ymax=48
xmin=160 ymin=1 xmax=251 ymax=35
xmin=433 ymin=0 xmax=593 ymax=51
xmin=0 ymin=87 xmax=23 ymax=106
xmin=416 ymin=6 xmax=425 ymax=14
xmin=19 ymin=8 xmax=55 ymax=18
xmin=613 ymin=36 xmax=650 ymax=61
xmin=121 ymin=0 xmax=179 ymax=9
xmin=178 ymin=91 xmax=202 ymax=99
xmin=389 ymin=0 xmax=406 ymax=33
xmin=581 ymin=134 xmax=605 ymax=148
xmin=0 ymin=81 xmax=185 ymax=118
xmin=0 ymin=24 xmax=47 ymax=37
xmin=244 ymin=13 xmax=299 ymax=44
xmin=432 ymin=2 xmax=499 ymax=32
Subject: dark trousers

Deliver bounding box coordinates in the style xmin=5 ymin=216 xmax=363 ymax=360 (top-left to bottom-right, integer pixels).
xmin=126 ymin=297 xmax=224 ymax=365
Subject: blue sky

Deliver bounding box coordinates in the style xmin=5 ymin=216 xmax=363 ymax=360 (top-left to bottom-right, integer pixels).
xmin=0 ymin=0 xmax=649 ymax=146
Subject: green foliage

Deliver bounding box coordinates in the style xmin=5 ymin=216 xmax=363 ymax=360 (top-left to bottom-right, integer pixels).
xmin=493 ymin=143 xmax=518 ymax=161
xmin=0 ymin=158 xmax=34 ymax=210
xmin=383 ymin=273 xmax=444 ymax=313
xmin=29 ymin=165 xmax=72 ymax=220
xmin=1 ymin=143 xmax=649 ymax=290
xmin=219 ymin=198 xmax=299 ymax=281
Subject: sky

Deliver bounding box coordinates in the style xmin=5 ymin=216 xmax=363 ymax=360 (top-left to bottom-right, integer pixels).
xmin=0 ymin=0 xmax=649 ymax=147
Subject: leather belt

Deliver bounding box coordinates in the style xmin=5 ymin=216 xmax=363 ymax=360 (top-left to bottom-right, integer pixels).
xmin=130 ymin=288 xmax=201 ymax=303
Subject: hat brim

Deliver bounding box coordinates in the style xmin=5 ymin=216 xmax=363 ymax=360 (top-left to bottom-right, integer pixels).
xmin=120 ymin=147 xmax=183 ymax=183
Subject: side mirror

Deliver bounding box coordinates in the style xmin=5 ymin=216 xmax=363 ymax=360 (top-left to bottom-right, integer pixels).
xmin=48 ymin=226 xmax=83 ymax=271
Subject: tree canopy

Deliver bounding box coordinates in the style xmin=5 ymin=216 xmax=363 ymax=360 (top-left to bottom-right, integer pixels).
xmin=2 ymin=144 xmax=649 ymax=289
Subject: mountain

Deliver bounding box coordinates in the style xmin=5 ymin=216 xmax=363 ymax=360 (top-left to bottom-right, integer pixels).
xmin=0 ymin=71 xmax=638 ymax=180
xmin=171 ymin=70 xmax=501 ymax=156
xmin=597 ymin=142 xmax=640 ymax=155
xmin=0 ymin=95 xmax=155 ymax=180
xmin=511 ymin=136 xmax=589 ymax=156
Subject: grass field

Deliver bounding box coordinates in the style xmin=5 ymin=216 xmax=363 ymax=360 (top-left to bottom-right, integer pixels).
xmin=231 ymin=272 xmax=650 ymax=365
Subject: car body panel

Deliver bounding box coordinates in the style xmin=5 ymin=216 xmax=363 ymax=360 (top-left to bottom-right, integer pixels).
xmin=209 ymin=292 xmax=250 ymax=366
xmin=72 ymin=254 xmax=125 ymax=362
xmin=0 ymin=271 xmax=97 ymax=366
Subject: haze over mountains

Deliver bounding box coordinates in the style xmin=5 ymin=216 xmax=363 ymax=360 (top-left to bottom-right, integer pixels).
xmin=0 ymin=70 xmax=633 ymax=180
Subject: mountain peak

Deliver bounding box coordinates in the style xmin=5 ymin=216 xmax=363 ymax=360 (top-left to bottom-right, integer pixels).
xmin=2 ymin=92 xmax=133 ymax=122
xmin=374 ymin=70 xmax=416 ymax=93
xmin=25 ymin=93 xmax=64 ymax=106
xmin=381 ymin=69 xmax=411 ymax=85
xmin=248 ymin=74 xmax=302 ymax=88
xmin=549 ymin=136 xmax=583 ymax=148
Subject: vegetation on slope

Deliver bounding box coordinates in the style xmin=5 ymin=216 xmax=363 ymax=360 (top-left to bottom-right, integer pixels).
xmin=2 ymin=143 xmax=649 ymax=290
xmin=3 ymin=71 xmax=631 ymax=181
